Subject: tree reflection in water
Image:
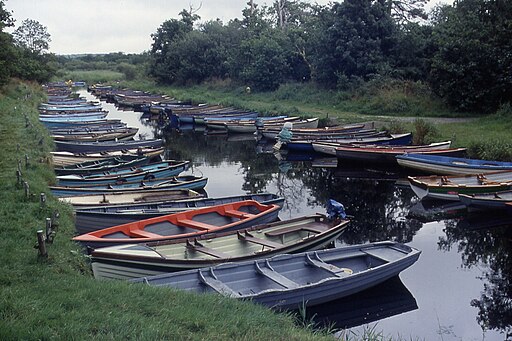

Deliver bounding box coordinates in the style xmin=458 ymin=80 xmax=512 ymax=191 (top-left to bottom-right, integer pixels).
xmin=439 ymin=214 xmax=512 ymax=338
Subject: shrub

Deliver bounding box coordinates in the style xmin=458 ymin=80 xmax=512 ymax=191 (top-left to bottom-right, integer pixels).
xmin=412 ymin=119 xmax=438 ymax=145
xmin=467 ymin=140 xmax=512 ymax=161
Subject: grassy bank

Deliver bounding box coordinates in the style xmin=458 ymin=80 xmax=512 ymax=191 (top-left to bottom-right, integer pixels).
xmin=0 ymin=80 xmax=335 ymax=340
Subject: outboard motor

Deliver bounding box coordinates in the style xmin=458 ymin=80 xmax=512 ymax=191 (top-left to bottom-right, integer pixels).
xmin=326 ymin=199 xmax=347 ymax=220
xmin=273 ymin=122 xmax=293 ymax=150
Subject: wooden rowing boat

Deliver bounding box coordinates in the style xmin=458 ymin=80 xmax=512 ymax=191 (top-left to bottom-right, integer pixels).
xmin=51 ymin=147 xmax=164 ymax=167
xmin=459 ymin=190 xmax=512 ymax=210
xmin=131 ymin=241 xmax=420 ymax=309
xmin=73 ymin=193 xmax=284 ymax=233
xmin=50 ymin=175 xmax=208 ymax=197
xmin=91 ymin=214 xmax=350 ymax=279
xmin=73 ymin=200 xmax=281 ymax=249
xmin=335 ymin=142 xmax=466 ymax=165
xmin=54 ymin=155 xmax=151 ymax=176
xmin=55 ymin=138 xmax=163 ymax=153
xmin=407 ymin=171 xmax=512 ymax=200
xmin=396 ymin=154 xmax=512 ymax=175
xmin=56 ymin=160 xmax=190 ymax=186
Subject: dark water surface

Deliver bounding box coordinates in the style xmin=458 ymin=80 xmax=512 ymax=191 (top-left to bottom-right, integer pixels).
xmin=81 ymin=90 xmax=511 ymax=341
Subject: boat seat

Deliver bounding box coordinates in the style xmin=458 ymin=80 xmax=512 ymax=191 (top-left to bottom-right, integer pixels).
xmin=224 ymin=209 xmax=255 ymax=219
xmin=265 ymin=224 xmax=325 ymax=237
xmin=237 ymin=231 xmax=282 ymax=249
xmin=186 ymin=240 xmax=230 ymax=258
xmin=129 ymin=230 xmax=164 ymax=238
xmin=305 ymin=252 xmax=352 ymax=277
xmin=198 ymin=270 xmax=240 ymax=297
xmin=177 ymin=219 xmax=215 ymax=231
xmin=255 ymin=261 xmax=300 ymax=289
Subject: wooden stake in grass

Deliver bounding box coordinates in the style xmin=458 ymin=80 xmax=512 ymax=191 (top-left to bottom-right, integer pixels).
xmin=16 ymin=169 xmax=21 ymax=185
xmin=24 ymin=181 xmax=29 ymax=198
xmin=52 ymin=210 xmax=60 ymax=231
xmin=46 ymin=218 xmax=55 ymax=244
xmin=36 ymin=230 xmax=47 ymax=257
xmin=40 ymin=193 xmax=46 ymax=208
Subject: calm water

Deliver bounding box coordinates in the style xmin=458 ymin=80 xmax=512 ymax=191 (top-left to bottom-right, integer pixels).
xmin=81 ymin=90 xmax=512 ymax=341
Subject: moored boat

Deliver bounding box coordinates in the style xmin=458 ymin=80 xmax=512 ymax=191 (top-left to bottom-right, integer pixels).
xmin=54 ymin=155 xmax=150 ymax=175
xmin=91 ymin=214 xmax=350 ymax=279
xmin=51 ymin=147 xmax=164 ymax=167
xmin=407 ymin=171 xmax=512 ymax=200
xmin=55 ymin=138 xmax=163 ymax=153
xmin=131 ymin=241 xmax=420 ymax=309
xmin=396 ymin=154 xmax=512 ymax=175
xmin=51 ymin=129 xmax=139 ymax=142
xmin=335 ymin=142 xmax=466 ymax=165
xmin=73 ymin=193 xmax=285 ymax=233
xmin=73 ymin=200 xmax=282 ymax=249
xmin=260 ymin=123 xmax=367 ymax=140
xmin=56 ymin=160 xmax=190 ymax=186
xmin=295 ymin=133 xmax=413 ymax=153
xmin=459 ymin=190 xmax=512 ymax=210
xmin=50 ymin=175 xmax=208 ymax=197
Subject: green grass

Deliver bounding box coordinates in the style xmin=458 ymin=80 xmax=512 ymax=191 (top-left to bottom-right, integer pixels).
xmin=0 ymin=80 xmax=335 ymax=340
xmin=55 ymin=70 xmax=124 ymax=84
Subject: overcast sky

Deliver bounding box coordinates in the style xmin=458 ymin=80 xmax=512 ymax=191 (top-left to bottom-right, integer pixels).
xmin=5 ymin=0 xmax=450 ymax=55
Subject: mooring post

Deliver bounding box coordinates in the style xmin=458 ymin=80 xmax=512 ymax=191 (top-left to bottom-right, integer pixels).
xmin=45 ymin=218 xmax=54 ymax=243
xmin=36 ymin=230 xmax=47 ymax=257
xmin=52 ymin=210 xmax=60 ymax=232
xmin=24 ymin=181 xmax=29 ymax=198
xmin=16 ymin=169 xmax=22 ymax=185
xmin=40 ymin=193 xmax=46 ymax=208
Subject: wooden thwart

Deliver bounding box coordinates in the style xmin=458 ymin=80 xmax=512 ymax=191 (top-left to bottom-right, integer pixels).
xmin=198 ymin=269 xmax=240 ymax=297
xmin=177 ymin=219 xmax=215 ymax=231
xmin=186 ymin=240 xmax=230 ymax=258
xmin=238 ymin=231 xmax=282 ymax=249
xmin=255 ymin=261 xmax=299 ymax=289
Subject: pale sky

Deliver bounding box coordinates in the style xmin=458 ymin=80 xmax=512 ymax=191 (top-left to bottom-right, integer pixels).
xmin=5 ymin=0 xmax=450 ymax=55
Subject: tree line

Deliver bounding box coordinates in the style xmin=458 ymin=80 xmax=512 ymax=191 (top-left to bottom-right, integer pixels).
xmin=0 ymin=1 xmax=55 ymax=85
xmin=147 ymin=0 xmax=512 ymax=114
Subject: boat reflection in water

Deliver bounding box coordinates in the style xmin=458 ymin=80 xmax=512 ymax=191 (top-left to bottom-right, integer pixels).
xmin=300 ymin=276 xmax=417 ymax=331
xmin=407 ymin=199 xmax=468 ymax=223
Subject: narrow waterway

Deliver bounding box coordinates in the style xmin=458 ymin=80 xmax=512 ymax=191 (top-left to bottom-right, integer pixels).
xmin=81 ymin=90 xmax=511 ymax=341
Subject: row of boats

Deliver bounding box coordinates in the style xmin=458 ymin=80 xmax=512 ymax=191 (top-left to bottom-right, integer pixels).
xmin=40 ymin=83 xmax=421 ymax=310
xmin=255 ymin=113 xmax=512 ymax=213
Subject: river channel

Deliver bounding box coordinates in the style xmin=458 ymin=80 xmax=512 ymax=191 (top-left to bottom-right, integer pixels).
xmin=80 ymin=89 xmax=511 ymax=341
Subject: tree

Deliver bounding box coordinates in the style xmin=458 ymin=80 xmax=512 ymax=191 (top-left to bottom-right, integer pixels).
xmin=13 ymin=19 xmax=51 ymax=54
xmin=238 ymin=32 xmax=291 ymax=90
xmin=148 ymin=10 xmax=197 ymax=83
xmin=0 ymin=0 xmax=14 ymax=32
xmin=0 ymin=0 xmax=16 ymax=85
xmin=430 ymin=0 xmax=512 ymax=113
xmin=312 ymin=0 xmax=398 ymax=88
xmin=384 ymin=0 xmax=428 ymax=25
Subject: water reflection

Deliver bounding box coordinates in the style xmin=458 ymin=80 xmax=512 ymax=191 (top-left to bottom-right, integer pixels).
xmin=82 ymin=89 xmax=512 ymax=339
xmin=303 ymin=276 xmax=418 ymax=331
xmin=439 ymin=214 xmax=512 ymax=338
